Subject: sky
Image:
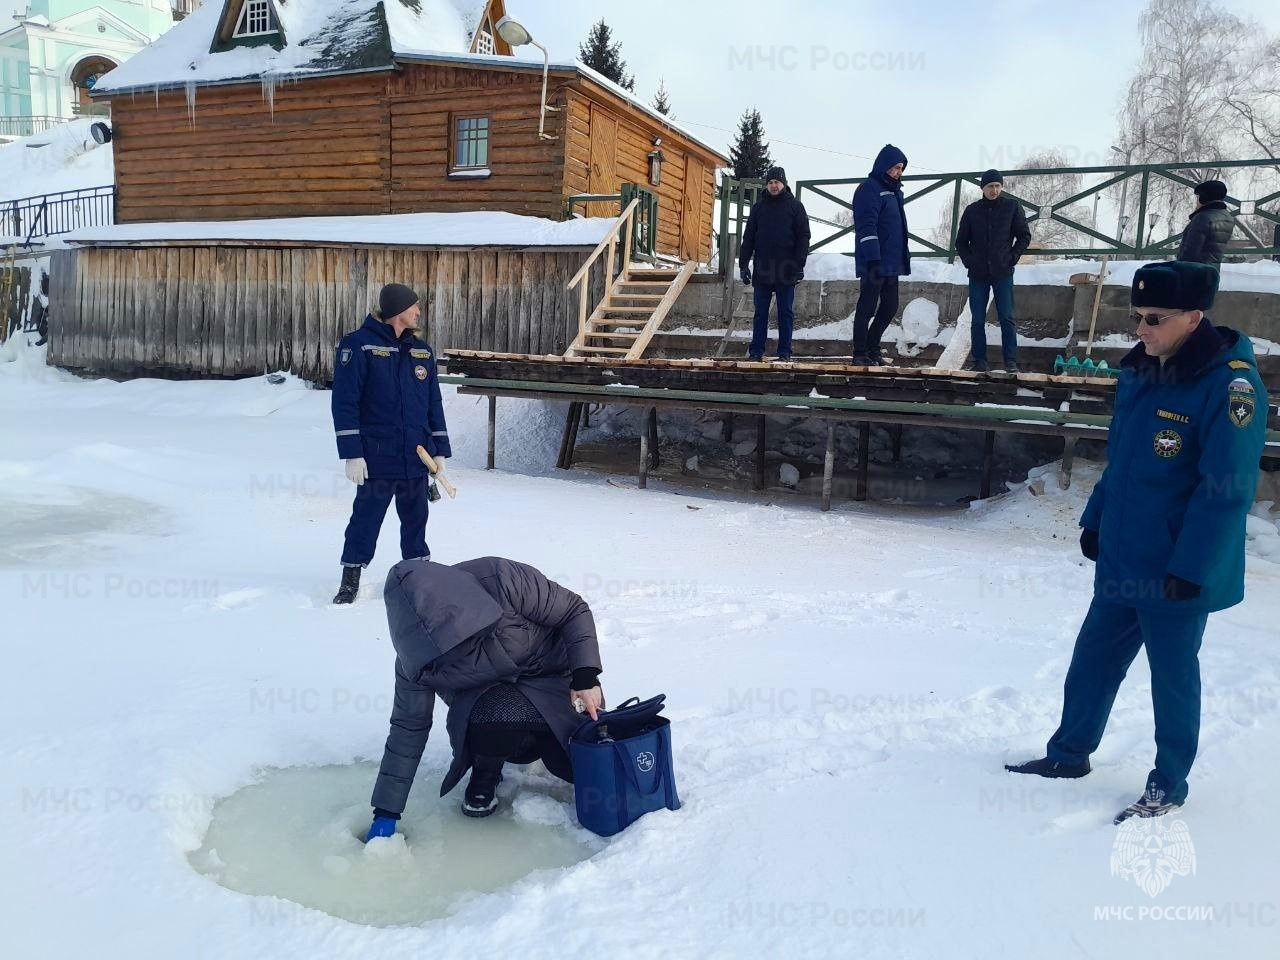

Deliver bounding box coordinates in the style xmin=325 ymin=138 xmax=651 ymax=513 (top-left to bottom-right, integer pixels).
xmin=524 ymin=0 xmax=1280 ymax=179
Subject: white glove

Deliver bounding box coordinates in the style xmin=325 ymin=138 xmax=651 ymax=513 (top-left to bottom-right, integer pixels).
xmin=344 ymin=457 xmax=368 ymax=486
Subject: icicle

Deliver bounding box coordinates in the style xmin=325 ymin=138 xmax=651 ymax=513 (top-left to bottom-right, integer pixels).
xmin=154 ymin=85 xmax=159 ymax=110
xmin=185 ymin=79 xmax=197 ymax=128
xmin=261 ymin=73 xmax=276 ymax=122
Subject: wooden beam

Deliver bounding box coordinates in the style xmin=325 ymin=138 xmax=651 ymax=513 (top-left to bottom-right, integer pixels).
xmin=822 ymin=421 xmax=836 ymax=512
xmin=856 ymin=422 xmax=870 ymax=502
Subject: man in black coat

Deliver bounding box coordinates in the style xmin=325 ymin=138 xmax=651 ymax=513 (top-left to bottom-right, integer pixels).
xmin=1177 ymin=179 xmax=1235 ymax=268
xmin=738 ymin=166 xmax=811 ymax=361
xmin=955 ymin=169 xmax=1031 ymax=372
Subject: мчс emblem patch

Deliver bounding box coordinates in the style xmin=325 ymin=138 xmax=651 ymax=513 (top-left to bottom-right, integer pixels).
xmin=1153 ymin=429 xmax=1182 ymax=458
xmin=1228 ymin=379 xmax=1256 ymax=428
xmin=340 ymin=348 xmax=352 ymax=365
xmin=414 ymin=364 xmax=428 ymax=381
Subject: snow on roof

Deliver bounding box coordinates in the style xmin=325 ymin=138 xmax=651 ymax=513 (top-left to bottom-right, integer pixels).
xmin=93 ymin=0 xmax=480 ymax=94
xmin=60 ymin=211 xmax=615 ymax=248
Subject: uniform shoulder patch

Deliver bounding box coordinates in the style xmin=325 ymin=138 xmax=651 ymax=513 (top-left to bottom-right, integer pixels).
xmin=1228 ymin=377 xmax=1256 ymax=428
xmin=339 ymin=347 xmax=352 ymax=365
xmin=1227 ymin=359 xmax=1253 ymax=370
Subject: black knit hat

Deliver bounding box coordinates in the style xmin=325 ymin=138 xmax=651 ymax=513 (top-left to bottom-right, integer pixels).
xmin=378 ymin=282 xmax=419 ymax=320
xmin=765 ymin=166 xmax=787 ymax=185
xmin=1193 ymin=179 xmax=1227 ymax=203
xmin=1131 ymin=261 xmax=1219 ymax=312
xmin=980 ymin=169 xmax=1003 ymax=186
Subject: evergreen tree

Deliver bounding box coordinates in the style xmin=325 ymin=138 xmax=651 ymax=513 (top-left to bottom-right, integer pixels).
xmin=578 ymin=19 xmax=635 ymax=92
xmin=652 ymin=78 xmax=673 ymax=118
xmin=728 ymin=108 xmax=772 ymax=180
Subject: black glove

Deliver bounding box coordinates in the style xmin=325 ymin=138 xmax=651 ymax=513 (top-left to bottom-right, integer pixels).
xmin=740 ymin=267 xmax=751 ymax=286
xmin=1079 ymin=528 xmax=1099 ymax=562
xmin=795 ymin=270 xmax=805 ymax=283
xmin=1162 ymin=574 xmax=1201 ymax=602
xmin=865 ymin=261 xmax=882 ymax=284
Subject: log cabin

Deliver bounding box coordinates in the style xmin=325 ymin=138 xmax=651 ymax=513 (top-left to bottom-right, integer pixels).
xmin=91 ymin=0 xmax=728 ymax=262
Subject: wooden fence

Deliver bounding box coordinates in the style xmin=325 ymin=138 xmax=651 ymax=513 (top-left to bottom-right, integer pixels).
xmin=47 ymin=243 xmax=606 ymax=382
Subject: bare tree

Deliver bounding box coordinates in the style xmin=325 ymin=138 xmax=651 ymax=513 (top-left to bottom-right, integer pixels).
xmin=1116 ymin=0 xmax=1255 ymax=231
xmin=1003 ymin=152 xmax=1095 ymax=249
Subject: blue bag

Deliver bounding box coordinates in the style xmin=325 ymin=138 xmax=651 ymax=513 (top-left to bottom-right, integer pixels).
xmin=570 ymin=694 xmax=680 ymax=837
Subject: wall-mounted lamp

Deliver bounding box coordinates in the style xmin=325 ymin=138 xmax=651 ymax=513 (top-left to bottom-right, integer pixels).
xmin=647 ymin=137 xmax=664 ymax=186
xmin=90 ymin=121 xmax=112 ymax=144
xmin=495 ymin=15 xmax=559 ymax=141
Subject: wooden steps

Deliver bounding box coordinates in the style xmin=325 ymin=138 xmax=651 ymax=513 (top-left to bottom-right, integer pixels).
xmin=566 ymin=261 xmax=697 ymax=361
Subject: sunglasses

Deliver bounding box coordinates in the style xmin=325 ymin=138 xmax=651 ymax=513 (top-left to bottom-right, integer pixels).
xmin=1129 ymin=309 xmax=1190 ymax=327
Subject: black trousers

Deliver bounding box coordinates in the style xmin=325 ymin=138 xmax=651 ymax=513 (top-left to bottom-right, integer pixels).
xmin=853 ymin=274 xmax=900 ymax=355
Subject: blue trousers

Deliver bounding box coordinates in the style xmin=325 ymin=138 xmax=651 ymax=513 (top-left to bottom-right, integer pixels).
xmin=340 ymin=476 xmax=429 ymax=567
xmin=1046 ymin=597 xmax=1208 ymax=804
xmin=968 ymin=275 xmax=1017 ymax=366
xmin=750 ymin=283 xmax=795 ymax=358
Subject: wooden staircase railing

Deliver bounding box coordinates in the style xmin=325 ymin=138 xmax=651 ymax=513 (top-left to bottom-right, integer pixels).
xmin=565 ymin=201 xmax=695 ymax=361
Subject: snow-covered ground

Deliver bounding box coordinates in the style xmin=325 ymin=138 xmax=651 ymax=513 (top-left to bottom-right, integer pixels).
xmin=3 ymin=339 xmax=1279 ymax=958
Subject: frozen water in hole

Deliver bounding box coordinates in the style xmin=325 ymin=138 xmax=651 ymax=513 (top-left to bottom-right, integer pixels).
xmin=188 ymin=762 xmax=601 ymax=927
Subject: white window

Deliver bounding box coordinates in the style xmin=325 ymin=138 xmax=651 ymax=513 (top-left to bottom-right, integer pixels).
xmin=235 ymin=0 xmax=275 ymax=38
xmin=475 ymin=27 xmax=495 ymax=55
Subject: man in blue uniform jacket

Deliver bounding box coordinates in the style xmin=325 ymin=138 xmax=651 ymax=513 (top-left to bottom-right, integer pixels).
xmin=852 ymin=144 xmax=910 ymax=365
xmin=330 ymin=283 xmax=452 ymax=604
xmin=1007 ymin=260 xmax=1269 ymax=823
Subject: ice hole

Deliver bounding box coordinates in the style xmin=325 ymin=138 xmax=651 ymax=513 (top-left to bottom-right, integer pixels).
xmin=188 ymin=762 xmax=601 ymax=926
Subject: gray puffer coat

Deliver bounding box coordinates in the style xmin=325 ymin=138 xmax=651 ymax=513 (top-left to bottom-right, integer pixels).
xmin=370 ymin=557 xmax=602 ymax=815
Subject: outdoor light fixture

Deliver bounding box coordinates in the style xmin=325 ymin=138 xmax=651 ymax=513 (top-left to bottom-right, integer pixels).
xmin=494 ymin=15 xmax=559 ymax=141
xmin=648 ymin=137 xmax=664 ymax=186
xmin=89 ymin=121 xmax=112 ymax=144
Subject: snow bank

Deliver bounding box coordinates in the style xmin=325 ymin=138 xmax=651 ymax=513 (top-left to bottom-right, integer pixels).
xmin=804 ymin=252 xmax=1280 ymax=294
xmin=0 ymin=119 xmax=113 ymax=203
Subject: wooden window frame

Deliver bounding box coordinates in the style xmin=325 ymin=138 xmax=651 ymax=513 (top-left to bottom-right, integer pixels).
xmin=475 ymin=25 xmax=495 ymax=56
xmin=234 ymin=0 xmax=276 ymax=39
xmin=449 ymin=112 xmax=491 ymax=178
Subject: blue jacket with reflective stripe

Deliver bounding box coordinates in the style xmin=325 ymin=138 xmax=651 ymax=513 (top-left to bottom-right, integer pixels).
xmin=331 ymin=316 xmax=451 ymax=479
xmin=853 ymin=144 xmax=911 ymax=278
xmin=1081 ymin=321 xmax=1268 ymax=612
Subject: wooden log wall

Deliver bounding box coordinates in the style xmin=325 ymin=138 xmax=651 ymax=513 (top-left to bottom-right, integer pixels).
xmin=112 ymin=75 xmax=391 ymax=222
xmin=388 ymin=65 xmax=565 ymax=219
xmin=562 ymin=83 xmax=720 ymax=263
xmin=46 ymin=244 xmax=606 ymax=383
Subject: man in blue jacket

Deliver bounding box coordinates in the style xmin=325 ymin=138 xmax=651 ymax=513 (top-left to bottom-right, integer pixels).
xmin=852 ymin=144 xmax=910 ymax=365
xmin=330 ymin=283 xmax=452 ymax=604
xmin=1006 ymin=261 xmax=1268 ymax=823
xmin=738 ymin=166 xmax=811 ymax=361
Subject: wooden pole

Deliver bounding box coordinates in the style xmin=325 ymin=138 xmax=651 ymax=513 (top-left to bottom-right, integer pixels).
xmin=822 ymin=421 xmax=835 ymax=512
xmin=722 ymin=413 xmax=734 ymax=442
xmin=647 ymin=407 xmax=659 ymax=469
xmin=856 ymin=422 xmax=870 ymax=501
xmin=1060 ymin=436 xmax=1077 ymax=490
xmin=890 ymin=424 xmax=904 ymax=463
xmin=755 ymin=414 xmax=766 ymax=490
xmin=557 ymin=402 xmax=582 ymax=469
xmin=639 ymin=416 xmax=650 ymax=489
xmin=486 ymin=394 xmax=496 ymax=470
xmin=980 ymin=430 xmax=997 ymax=499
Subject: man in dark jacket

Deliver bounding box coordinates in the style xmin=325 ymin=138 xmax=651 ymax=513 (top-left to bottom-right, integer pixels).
xmin=1006 ymin=261 xmax=1268 ymax=824
xmin=955 ymin=169 xmax=1032 ymax=372
xmin=365 ymin=556 xmax=605 ymax=837
xmin=738 ymin=166 xmax=810 ymax=361
xmin=852 ymin=144 xmax=910 ymax=365
xmin=330 ymin=283 xmax=451 ymax=604
xmin=1176 ymin=179 xmax=1235 ymax=267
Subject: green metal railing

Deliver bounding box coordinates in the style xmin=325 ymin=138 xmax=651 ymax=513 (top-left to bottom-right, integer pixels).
xmin=564 ymin=183 xmax=659 ymax=261
xmin=717 ymin=158 xmax=1280 ymax=268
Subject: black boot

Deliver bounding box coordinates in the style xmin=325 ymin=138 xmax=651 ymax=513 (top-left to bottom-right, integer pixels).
xmin=462 ymin=754 xmax=505 ymax=818
xmin=332 ymin=565 xmax=361 ymax=605
xmin=1004 ymin=756 xmax=1091 ymax=779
